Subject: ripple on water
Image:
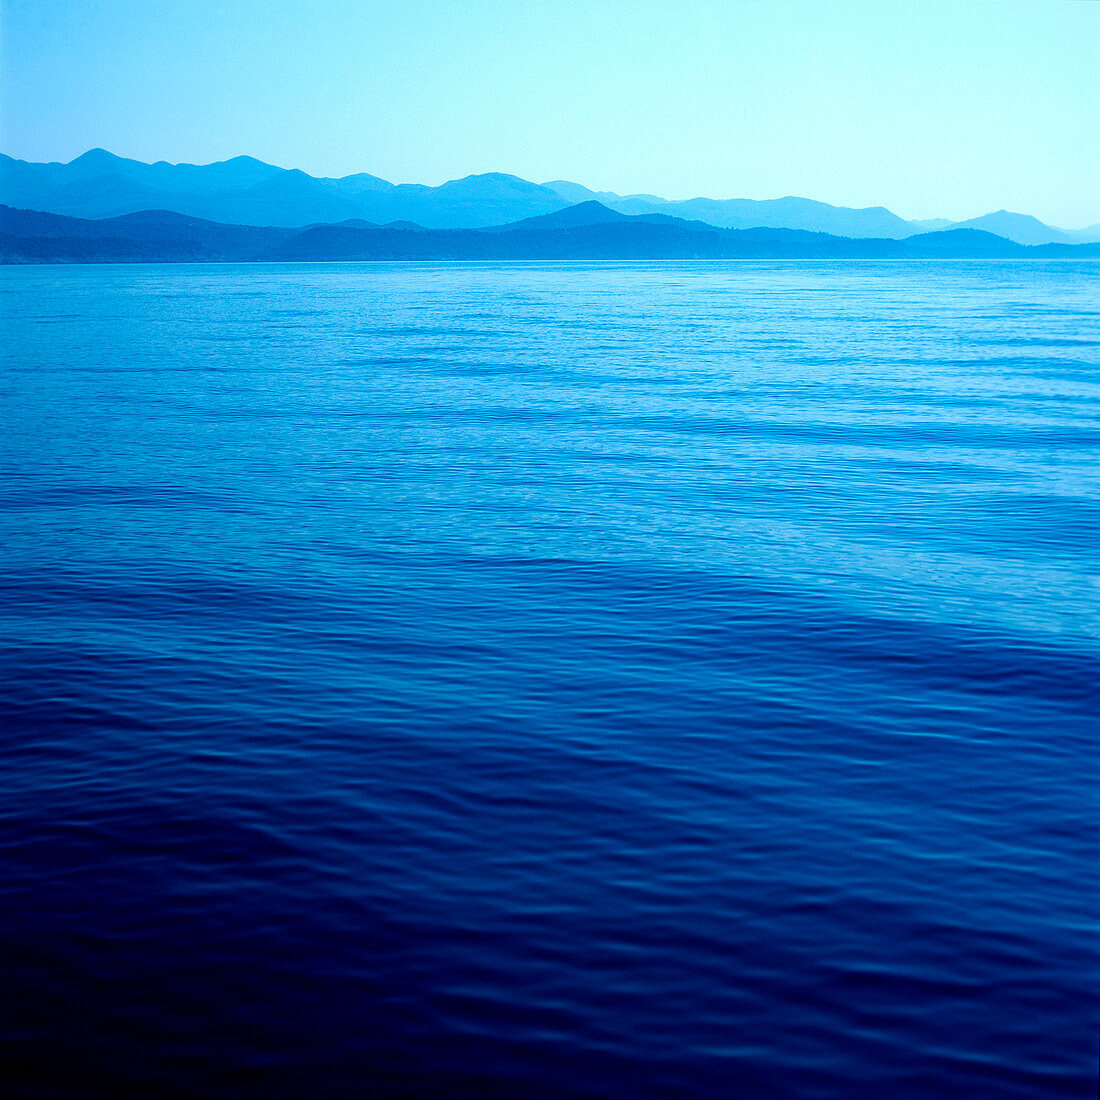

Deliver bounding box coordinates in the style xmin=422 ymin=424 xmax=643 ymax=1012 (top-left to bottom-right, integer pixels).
xmin=1 ymin=260 xmax=1098 ymax=1099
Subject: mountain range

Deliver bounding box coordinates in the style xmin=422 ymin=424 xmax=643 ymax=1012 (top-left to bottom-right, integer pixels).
xmin=3 ymin=149 xmax=1098 ymax=245
xmin=4 ymin=201 xmax=1098 ymax=265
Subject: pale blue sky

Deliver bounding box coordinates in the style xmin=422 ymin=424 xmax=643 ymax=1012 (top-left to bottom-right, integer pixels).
xmin=2 ymin=0 xmax=1097 ymax=226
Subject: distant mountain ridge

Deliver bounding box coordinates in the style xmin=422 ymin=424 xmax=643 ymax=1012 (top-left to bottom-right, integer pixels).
xmin=4 ymin=150 xmax=1096 ymax=244
xmin=539 ymin=181 xmax=917 ymax=239
xmin=0 ymin=150 xmax=566 ymax=230
xmin=4 ymin=201 xmax=1098 ymax=265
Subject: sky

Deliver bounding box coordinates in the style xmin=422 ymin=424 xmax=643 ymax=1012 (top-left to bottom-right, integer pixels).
xmin=2 ymin=0 xmax=1098 ymax=227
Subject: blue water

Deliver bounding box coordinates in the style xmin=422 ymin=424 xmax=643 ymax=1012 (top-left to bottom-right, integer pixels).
xmin=1 ymin=261 xmax=1097 ymax=1098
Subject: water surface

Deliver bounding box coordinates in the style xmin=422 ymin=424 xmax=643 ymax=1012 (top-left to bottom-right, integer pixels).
xmin=1 ymin=261 xmax=1097 ymax=1098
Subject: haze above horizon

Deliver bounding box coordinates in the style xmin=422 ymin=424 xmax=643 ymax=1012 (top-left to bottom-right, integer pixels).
xmin=2 ymin=0 xmax=1098 ymax=228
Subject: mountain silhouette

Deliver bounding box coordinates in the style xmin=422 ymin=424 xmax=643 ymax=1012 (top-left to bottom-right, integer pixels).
xmin=0 ymin=152 xmax=571 ymax=228
xmin=6 ymin=150 xmax=1096 ymax=243
xmin=542 ymin=182 xmax=918 ymax=238
xmin=945 ymin=210 xmax=1072 ymax=246
xmin=1068 ymin=223 xmax=1100 ymax=245
xmin=5 ymin=201 xmax=1097 ymax=264
xmin=481 ymin=200 xmax=631 ymax=232
xmin=0 ymin=205 xmax=296 ymax=261
xmin=540 ymin=182 xmax=1098 ymax=244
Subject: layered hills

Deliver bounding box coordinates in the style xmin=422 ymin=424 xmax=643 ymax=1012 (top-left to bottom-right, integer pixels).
xmin=3 ymin=149 xmax=1097 ymax=244
xmin=4 ymin=201 xmax=1097 ymax=264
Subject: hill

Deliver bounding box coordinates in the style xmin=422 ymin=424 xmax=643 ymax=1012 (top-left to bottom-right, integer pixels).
xmin=0 ymin=205 xmax=292 ymax=260
xmin=7 ymin=150 xmax=1096 ymax=243
xmin=541 ymin=181 xmax=1097 ymax=244
xmin=0 ymin=151 xmax=568 ymax=229
xmin=5 ymin=201 xmax=1098 ymax=265
xmin=946 ymin=211 xmax=1072 ymax=246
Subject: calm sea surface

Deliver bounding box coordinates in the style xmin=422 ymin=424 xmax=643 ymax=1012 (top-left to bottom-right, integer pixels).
xmin=1 ymin=261 xmax=1098 ymax=1098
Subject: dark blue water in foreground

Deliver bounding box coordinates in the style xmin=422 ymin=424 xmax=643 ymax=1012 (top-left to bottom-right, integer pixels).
xmin=1 ymin=261 xmax=1097 ymax=1098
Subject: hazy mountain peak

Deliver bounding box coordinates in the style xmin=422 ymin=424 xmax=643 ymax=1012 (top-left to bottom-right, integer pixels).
xmin=541 ymin=180 xmax=603 ymax=202
xmin=455 ymin=171 xmax=528 ymax=184
xmin=482 ymin=200 xmax=628 ymax=233
xmin=324 ymin=171 xmax=394 ymax=195
xmin=437 ymin=172 xmax=552 ymax=193
xmin=73 ymin=147 xmax=118 ymax=162
xmin=947 ymin=210 xmax=1070 ymax=245
xmin=1 ymin=149 xmax=1089 ymax=239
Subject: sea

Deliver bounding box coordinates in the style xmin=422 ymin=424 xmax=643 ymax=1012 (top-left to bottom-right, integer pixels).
xmin=1 ymin=260 xmax=1097 ymax=1098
